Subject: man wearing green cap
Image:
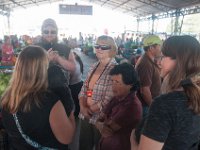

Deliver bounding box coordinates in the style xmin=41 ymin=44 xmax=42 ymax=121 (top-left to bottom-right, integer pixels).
xmin=135 ymin=35 xmax=162 ymax=117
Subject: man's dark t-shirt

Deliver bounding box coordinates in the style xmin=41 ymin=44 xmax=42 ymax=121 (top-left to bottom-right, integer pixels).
xmin=142 ymin=91 xmax=200 ymax=150
xmin=37 ymin=40 xmax=74 ymax=116
xmin=48 ymin=63 xmax=74 ymax=116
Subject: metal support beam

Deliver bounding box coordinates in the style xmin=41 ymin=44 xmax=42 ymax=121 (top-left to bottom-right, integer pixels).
xmin=0 ymin=5 xmax=11 ymax=12
xmin=122 ymin=5 xmax=149 ymax=16
xmin=151 ymin=14 xmax=156 ymax=34
xmin=135 ymin=0 xmax=173 ymax=12
xmin=112 ymin=0 xmax=131 ymax=10
xmin=0 ymin=5 xmax=11 ymax=17
xmin=174 ymin=14 xmax=179 ymax=35
xmin=137 ymin=18 xmax=140 ymax=32
xmin=138 ymin=6 xmax=200 ymax=21
xmin=7 ymin=13 xmax=10 ymax=35
xmin=30 ymin=0 xmax=39 ymax=6
xmin=101 ymin=0 xmax=110 ymax=6
xmin=9 ymin=0 xmax=26 ymax=8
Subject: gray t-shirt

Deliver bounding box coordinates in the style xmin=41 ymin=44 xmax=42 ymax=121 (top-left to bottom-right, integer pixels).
xmin=142 ymin=91 xmax=200 ymax=150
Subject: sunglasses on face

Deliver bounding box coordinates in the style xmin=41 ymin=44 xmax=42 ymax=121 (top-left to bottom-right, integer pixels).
xmin=94 ymin=44 xmax=111 ymax=50
xmin=42 ymin=30 xmax=57 ymax=35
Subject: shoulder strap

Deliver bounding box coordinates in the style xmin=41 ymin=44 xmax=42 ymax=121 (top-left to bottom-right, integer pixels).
xmin=13 ymin=114 xmax=57 ymax=150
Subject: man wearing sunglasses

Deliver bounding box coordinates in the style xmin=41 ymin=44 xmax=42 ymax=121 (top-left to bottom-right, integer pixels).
xmin=36 ymin=18 xmax=77 ymax=150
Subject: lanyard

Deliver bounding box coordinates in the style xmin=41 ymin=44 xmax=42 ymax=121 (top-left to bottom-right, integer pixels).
xmin=86 ymin=60 xmax=110 ymax=89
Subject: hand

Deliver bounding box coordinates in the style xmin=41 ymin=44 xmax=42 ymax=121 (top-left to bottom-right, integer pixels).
xmin=100 ymin=124 xmax=113 ymax=138
xmin=80 ymin=106 xmax=92 ymax=119
xmin=48 ymin=48 xmax=59 ymax=62
xmin=90 ymin=103 xmax=100 ymax=113
xmin=95 ymin=121 xmax=104 ymax=130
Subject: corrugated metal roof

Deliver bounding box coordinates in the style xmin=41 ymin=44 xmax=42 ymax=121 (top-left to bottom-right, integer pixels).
xmin=1 ymin=0 xmax=200 ymax=17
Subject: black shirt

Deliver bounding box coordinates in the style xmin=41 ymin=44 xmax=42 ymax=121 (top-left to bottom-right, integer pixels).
xmin=37 ymin=40 xmax=74 ymax=116
xmin=48 ymin=63 xmax=74 ymax=116
xmin=142 ymin=91 xmax=200 ymax=150
xmin=2 ymin=92 xmax=68 ymax=150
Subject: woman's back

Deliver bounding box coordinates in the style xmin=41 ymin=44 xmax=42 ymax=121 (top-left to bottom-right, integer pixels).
xmin=2 ymin=91 xmax=68 ymax=150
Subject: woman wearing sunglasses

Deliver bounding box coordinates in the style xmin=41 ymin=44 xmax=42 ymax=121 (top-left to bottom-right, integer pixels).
xmin=131 ymin=35 xmax=200 ymax=150
xmin=78 ymin=35 xmax=118 ymax=150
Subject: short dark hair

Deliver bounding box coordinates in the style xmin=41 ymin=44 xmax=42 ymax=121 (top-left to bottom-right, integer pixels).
xmin=110 ymin=63 xmax=139 ymax=91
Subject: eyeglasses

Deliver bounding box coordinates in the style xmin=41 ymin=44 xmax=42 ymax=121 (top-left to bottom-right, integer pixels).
xmin=94 ymin=44 xmax=111 ymax=50
xmin=42 ymin=30 xmax=57 ymax=35
xmin=156 ymin=55 xmax=166 ymax=61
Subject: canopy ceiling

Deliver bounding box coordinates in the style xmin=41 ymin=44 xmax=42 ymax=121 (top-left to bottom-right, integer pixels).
xmin=1 ymin=0 xmax=200 ymax=17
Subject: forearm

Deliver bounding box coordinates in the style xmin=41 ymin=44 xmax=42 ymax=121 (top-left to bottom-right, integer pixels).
xmin=140 ymin=87 xmax=152 ymax=106
xmin=56 ymin=56 xmax=76 ymax=72
xmin=79 ymin=96 xmax=92 ymax=118
xmin=67 ymin=112 xmax=76 ymax=139
xmin=79 ymin=96 xmax=87 ymax=109
xmin=138 ymin=135 xmax=163 ymax=150
xmin=90 ymin=102 xmax=101 ymax=113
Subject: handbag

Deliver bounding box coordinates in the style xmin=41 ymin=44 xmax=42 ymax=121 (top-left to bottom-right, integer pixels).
xmin=13 ymin=113 xmax=57 ymax=150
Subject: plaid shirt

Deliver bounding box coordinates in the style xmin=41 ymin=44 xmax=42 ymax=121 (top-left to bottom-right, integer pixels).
xmin=79 ymin=58 xmax=117 ymax=110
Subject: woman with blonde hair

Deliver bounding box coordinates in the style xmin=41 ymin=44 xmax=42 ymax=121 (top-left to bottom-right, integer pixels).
xmin=132 ymin=35 xmax=200 ymax=150
xmin=1 ymin=45 xmax=75 ymax=150
xmin=79 ymin=35 xmax=118 ymax=150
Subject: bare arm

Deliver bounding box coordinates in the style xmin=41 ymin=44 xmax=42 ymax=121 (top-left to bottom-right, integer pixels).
xmin=56 ymin=51 xmax=76 ymax=72
xmin=140 ymin=86 xmax=152 ymax=106
xmin=49 ymin=100 xmax=75 ymax=144
xmin=138 ymin=135 xmax=164 ymax=150
xmin=79 ymin=96 xmax=92 ymax=119
xmin=48 ymin=49 xmax=76 ymax=72
xmin=130 ymin=129 xmax=139 ymax=150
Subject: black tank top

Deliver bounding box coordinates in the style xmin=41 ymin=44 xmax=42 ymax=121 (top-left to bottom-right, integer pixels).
xmin=2 ymin=91 xmax=68 ymax=150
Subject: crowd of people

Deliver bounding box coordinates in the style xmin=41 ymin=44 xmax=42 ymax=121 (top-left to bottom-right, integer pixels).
xmin=0 ymin=18 xmax=200 ymax=150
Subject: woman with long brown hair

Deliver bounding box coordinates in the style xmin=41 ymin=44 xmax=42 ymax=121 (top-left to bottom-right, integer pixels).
xmin=133 ymin=35 xmax=200 ymax=150
xmin=1 ymin=45 xmax=75 ymax=149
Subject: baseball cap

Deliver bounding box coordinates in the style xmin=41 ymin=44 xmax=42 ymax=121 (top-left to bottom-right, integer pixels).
xmin=143 ymin=35 xmax=162 ymax=47
xmin=41 ymin=18 xmax=58 ymax=32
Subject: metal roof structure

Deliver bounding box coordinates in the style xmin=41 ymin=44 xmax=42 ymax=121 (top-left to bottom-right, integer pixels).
xmin=1 ymin=0 xmax=200 ymax=17
xmin=84 ymin=0 xmax=200 ymax=17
